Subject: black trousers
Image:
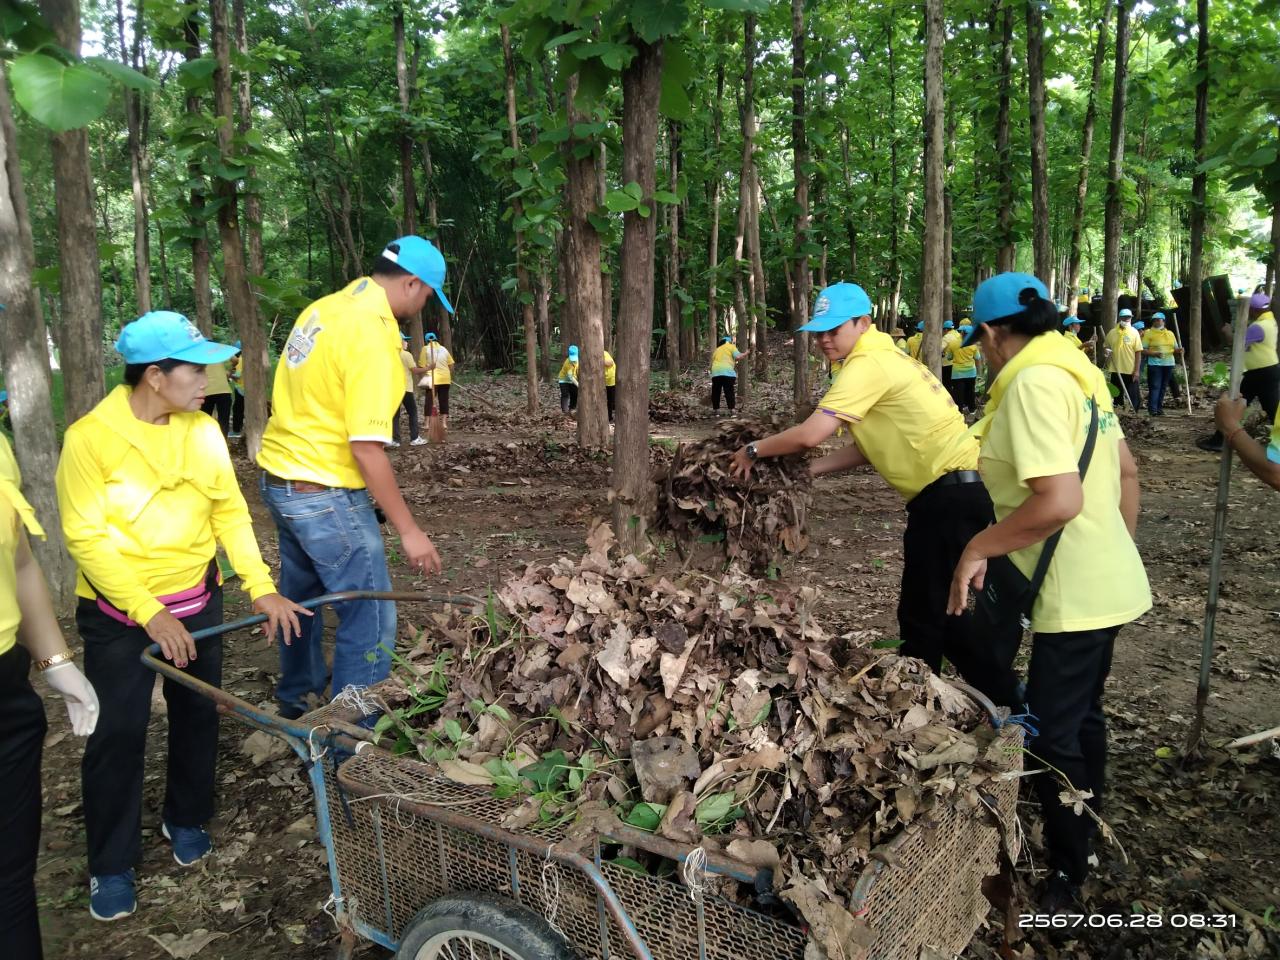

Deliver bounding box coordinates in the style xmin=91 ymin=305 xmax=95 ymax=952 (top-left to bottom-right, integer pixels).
xmin=899 ymin=479 xmax=1022 ymax=707
xmin=231 ymin=390 xmax=244 ymax=433
xmin=711 ymin=375 xmax=736 ymax=411
xmin=0 ymin=646 xmax=47 ymax=960
xmin=559 ymin=383 xmax=578 ymax=413
xmin=1204 ymin=364 xmax=1280 ymax=444
xmin=1025 ymin=625 xmax=1121 ymax=884
xmin=941 ymin=365 xmax=954 ymax=398
xmin=1110 ymin=372 xmax=1140 ymax=412
xmin=79 ymin=589 xmax=224 ymax=875
xmin=606 ymin=385 xmax=616 ymax=422
xmin=953 ymin=377 xmax=977 ymax=413
xmin=200 ymin=393 xmax=231 ymax=436
xmin=392 ymin=391 xmax=419 ymax=442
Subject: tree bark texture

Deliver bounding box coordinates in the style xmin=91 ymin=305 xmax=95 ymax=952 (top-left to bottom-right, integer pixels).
xmin=232 ymin=0 xmax=264 ymax=285
xmin=1099 ymin=0 xmax=1130 ymax=336
xmin=1187 ymin=0 xmax=1210 ymax=382
xmin=596 ymin=141 xmax=613 ymax=353
xmin=790 ymin=0 xmax=811 ymax=411
xmin=116 ymin=0 xmax=151 ymax=314
xmin=561 ymin=70 xmax=608 ymax=448
xmin=502 ymin=23 xmax=539 ymax=415
xmin=742 ymin=15 xmax=765 ymax=384
xmin=919 ymin=0 xmax=946 ymax=377
xmin=183 ymin=12 xmax=213 ymax=335
xmin=994 ymin=0 xmax=1015 ymax=272
xmin=393 ymin=1 xmax=424 ymax=353
xmin=612 ymin=39 xmax=663 ymax=556
xmin=707 ymin=61 xmax=724 ymax=351
xmin=211 ymin=0 xmax=266 ymax=457
xmin=1025 ymin=0 xmax=1052 ymax=284
xmin=665 ymin=122 xmax=681 ymax=385
xmin=1066 ymin=1 xmax=1110 ymax=313
xmin=0 ymin=62 xmax=76 ymax=608
xmin=40 ymin=0 xmax=105 ymax=425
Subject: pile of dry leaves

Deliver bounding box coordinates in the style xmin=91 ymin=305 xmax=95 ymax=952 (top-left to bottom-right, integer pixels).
xmin=378 ymin=523 xmax=1009 ymax=955
xmin=653 ymin=417 xmax=813 ymax=573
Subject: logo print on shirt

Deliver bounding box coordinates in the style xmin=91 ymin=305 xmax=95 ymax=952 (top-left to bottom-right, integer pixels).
xmin=285 ymin=310 xmax=323 ymax=367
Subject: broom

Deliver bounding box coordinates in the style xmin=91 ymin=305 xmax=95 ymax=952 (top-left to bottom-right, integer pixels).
xmin=428 ymin=368 xmax=446 ymax=444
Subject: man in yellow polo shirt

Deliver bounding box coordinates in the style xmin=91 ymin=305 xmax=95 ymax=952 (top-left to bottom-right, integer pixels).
xmin=1104 ymin=308 xmax=1142 ymax=412
xmin=729 ymin=282 xmax=1017 ymax=705
xmin=258 ymin=236 xmax=448 ymax=718
xmin=1199 ymin=292 xmax=1280 ymax=452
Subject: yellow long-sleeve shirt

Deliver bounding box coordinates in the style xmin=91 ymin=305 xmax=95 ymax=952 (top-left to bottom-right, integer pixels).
xmin=57 ymin=385 xmax=275 ymax=626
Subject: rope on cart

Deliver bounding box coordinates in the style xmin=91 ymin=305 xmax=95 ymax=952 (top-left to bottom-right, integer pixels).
xmin=321 ymin=892 xmax=360 ymax=932
xmin=682 ymin=846 xmax=708 ymax=905
xmin=333 ymin=684 xmax=378 ymax=717
xmin=307 ymin=725 xmax=331 ymax=762
xmin=540 ymin=845 xmax=566 ymax=937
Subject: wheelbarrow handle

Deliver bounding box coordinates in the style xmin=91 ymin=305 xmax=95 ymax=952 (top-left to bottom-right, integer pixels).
xmin=139 ymin=591 xmax=478 ymax=738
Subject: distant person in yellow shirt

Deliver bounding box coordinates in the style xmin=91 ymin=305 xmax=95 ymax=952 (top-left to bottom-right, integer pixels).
xmin=199 ymin=354 xmax=233 ymax=437
xmin=949 ymin=271 xmax=1149 ymax=914
xmin=391 ymin=332 xmax=427 ymax=447
xmin=1140 ymin=312 xmax=1180 ymax=416
xmin=906 ymin=321 xmax=924 ymax=360
xmin=1062 ymin=316 xmax=1093 ymax=356
xmin=603 ymin=349 xmax=617 ymax=423
xmin=1 ymin=432 xmax=99 ymax=954
xmin=227 ymin=342 xmax=245 ymax=439
xmin=729 ymin=283 xmax=1015 ymax=706
xmin=1103 ymin=308 xmax=1142 ymax=411
xmin=418 ymin=332 xmax=455 ymax=429
xmin=57 ymin=312 xmax=307 ymax=922
xmin=558 ymin=345 xmax=580 ymax=414
xmin=940 ymin=319 xmax=961 ymax=398
xmin=1198 ymin=292 xmax=1279 ymax=452
xmin=709 ymin=336 xmax=746 ymax=413
xmin=950 ymin=324 xmax=981 ymax=414
xmin=258 ymin=236 xmax=447 ymax=720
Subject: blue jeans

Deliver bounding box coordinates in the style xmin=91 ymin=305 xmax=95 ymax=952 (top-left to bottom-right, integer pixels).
xmin=259 ymin=477 xmax=395 ymax=713
xmin=1147 ymin=364 xmax=1174 ymax=413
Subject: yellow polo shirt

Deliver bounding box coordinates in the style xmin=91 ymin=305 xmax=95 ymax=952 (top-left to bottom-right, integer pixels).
xmin=951 ymin=343 xmax=980 ymax=376
xmin=58 ymin=385 xmax=275 ymax=626
xmin=557 ymin=359 xmax=579 ymax=384
xmin=817 ymin=328 xmax=979 ymax=500
xmin=1245 ymin=312 xmax=1279 ymax=371
xmin=1104 ymin=325 xmax=1142 ymax=375
xmin=603 ymin=350 xmax=616 ymax=388
xmin=906 ymin=333 xmax=923 ymax=360
xmin=418 ymin=342 xmax=454 ymax=386
xmin=941 ymin=329 xmax=961 ymax=365
xmin=1064 ymin=331 xmax=1083 ymax=350
xmin=204 ymin=361 xmax=231 ymax=396
xmin=399 ymin=349 xmax=415 ymax=392
xmin=710 ymin=342 xmax=741 ymax=377
xmin=977 ymin=364 xmax=1151 ymax=633
xmin=258 ymin=278 xmax=405 ymax=489
xmin=0 ymin=434 xmax=45 ymax=656
xmin=1142 ymin=328 xmax=1178 ymax=367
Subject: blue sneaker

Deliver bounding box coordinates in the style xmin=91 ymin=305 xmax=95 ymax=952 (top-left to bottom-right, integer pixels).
xmin=162 ymin=822 xmax=212 ymax=866
xmin=89 ymin=870 xmax=136 ymax=921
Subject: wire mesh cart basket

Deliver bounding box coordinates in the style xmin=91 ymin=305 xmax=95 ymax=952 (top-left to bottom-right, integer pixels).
xmin=144 ymin=592 xmax=1022 ymax=960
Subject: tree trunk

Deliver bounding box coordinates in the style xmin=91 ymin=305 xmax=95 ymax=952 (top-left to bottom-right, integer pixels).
xmin=920 ymin=0 xmax=946 ymax=377
xmin=664 ymin=121 xmax=681 ymax=386
xmin=790 ymin=0 xmax=811 ymax=412
xmin=1187 ymin=0 xmax=1209 ymax=382
xmin=184 ymin=13 xmax=213 ymax=336
xmin=1066 ymin=0 xmax=1110 ymax=312
xmin=502 ymin=23 xmax=539 ymax=414
xmin=1270 ymin=199 xmax=1280 ymax=300
xmin=116 ymin=0 xmax=151 ymax=314
xmin=211 ymin=0 xmax=266 ymax=456
xmin=943 ymin=105 xmax=955 ymax=324
xmin=0 ymin=62 xmax=76 ymax=608
xmin=561 ymin=70 xmax=608 ymax=447
xmin=613 ymin=38 xmax=663 ymax=555
xmin=596 ymin=141 xmax=613 ymax=353
xmin=707 ymin=61 xmax=724 ymax=349
xmin=1026 ymin=0 xmax=1052 ymax=283
xmin=1099 ymin=0 xmax=1130 ymax=336
xmin=994 ymin=0 xmax=1015 ymax=272
xmin=393 ymin=1 xmax=423 ymax=353
xmin=232 ymin=0 xmax=264 ymax=290
xmin=40 ymin=0 xmax=104 ymax=425
xmin=420 ymin=136 xmax=451 ymax=348
xmin=887 ymin=18 xmax=902 ymax=325
xmin=742 ymin=14 xmax=766 ymax=385
xmin=537 ymin=271 xmax=552 ymax=381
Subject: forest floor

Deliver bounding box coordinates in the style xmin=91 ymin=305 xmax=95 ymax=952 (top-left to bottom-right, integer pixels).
xmin=31 ymin=368 xmax=1280 ymax=960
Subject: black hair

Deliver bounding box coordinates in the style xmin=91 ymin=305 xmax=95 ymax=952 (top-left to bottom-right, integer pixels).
xmin=1000 ymin=286 xmax=1060 ymax=339
xmin=371 ymin=241 xmax=412 ymax=279
xmin=123 ymin=357 xmax=187 ymax=387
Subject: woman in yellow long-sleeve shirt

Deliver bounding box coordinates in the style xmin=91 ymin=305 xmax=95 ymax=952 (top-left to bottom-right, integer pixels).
xmin=56 ymin=311 xmax=308 ymax=923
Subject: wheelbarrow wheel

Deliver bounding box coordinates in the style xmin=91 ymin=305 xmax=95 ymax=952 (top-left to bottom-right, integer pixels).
xmin=396 ymin=891 xmax=578 ymax=960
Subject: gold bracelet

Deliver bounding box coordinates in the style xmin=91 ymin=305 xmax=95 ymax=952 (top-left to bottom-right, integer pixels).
xmin=34 ymin=650 xmax=74 ymax=672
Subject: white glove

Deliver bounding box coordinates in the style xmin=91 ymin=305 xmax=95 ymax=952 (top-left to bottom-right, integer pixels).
xmin=43 ymin=661 xmax=100 ymax=736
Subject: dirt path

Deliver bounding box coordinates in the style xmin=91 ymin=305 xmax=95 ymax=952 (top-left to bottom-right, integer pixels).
xmin=33 ymin=391 xmax=1280 ymax=959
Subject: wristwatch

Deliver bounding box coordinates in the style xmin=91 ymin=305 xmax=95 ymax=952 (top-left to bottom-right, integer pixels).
xmin=745 ymin=443 xmax=759 ymax=461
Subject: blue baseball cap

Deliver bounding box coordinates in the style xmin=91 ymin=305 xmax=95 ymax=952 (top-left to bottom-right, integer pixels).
xmin=964 ymin=272 xmax=1051 ymax=346
xmin=943 ymin=320 xmax=955 ymax=330
xmin=720 ymin=335 xmax=733 ymax=343
xmin=796 ymin=283 xmax=872 ymax=332
xmin=1118 ymin=308 xmax=1133 ymax=319
xmin=568 ymin=345 xmax=579 ymax=361
xmin=425 ymin=332 xmax=438 ymax=342
xmin=1152 ymin=312 xmax=1166 ymax=321
xmin=234 ymin=340 xmax=241 ymax=350
xmin=1063 ymin=315 xmax=1081 ymax=327
xmin=915 ymin=321 xmax=924 ymax=331
xmin=400 ymin=332 xmax=409 ymax=341
xmin=1134 ymin=321 xmax=1145 ymax=330
xmin=115 ymin=311 xmax=238 ymax=365
xmin=381 ymin=236 xmax=454 ymax=314
xmin=958 ymin=323 xmax=972 ymax=333
xmin=0 ymin=390 xmax=6 ymax=403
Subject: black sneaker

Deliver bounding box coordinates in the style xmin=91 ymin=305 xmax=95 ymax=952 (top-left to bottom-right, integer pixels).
xmin=1195 ymin=434 xmax=1224 ymax=453
xmin=1039 ymin=870 xmax=1081 ymax=915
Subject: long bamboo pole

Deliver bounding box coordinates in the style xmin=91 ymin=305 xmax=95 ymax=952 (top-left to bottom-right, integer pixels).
xmin=1184 ymin=295 xmax=1250 ymax=756
xmin=1172 ymin=316 xmax=1193 ymax=415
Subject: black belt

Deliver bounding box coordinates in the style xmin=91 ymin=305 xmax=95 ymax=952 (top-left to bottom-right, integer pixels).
xmin=917 ymin=470 xmax=983 ymax=499
xmin=263 ymin=471 xmax=330 ymax=493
